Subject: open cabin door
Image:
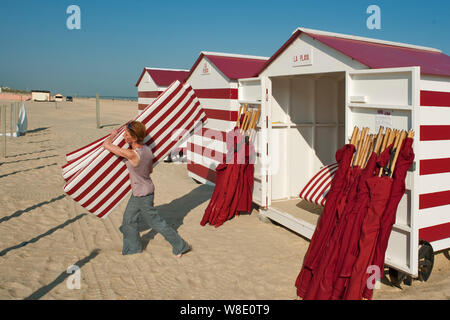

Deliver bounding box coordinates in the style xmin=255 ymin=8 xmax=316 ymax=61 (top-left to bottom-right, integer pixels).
xmin=346 ymin=67 xmax=420 ymax=276
xmin=238 ymin=76 xmax=271 ymax=208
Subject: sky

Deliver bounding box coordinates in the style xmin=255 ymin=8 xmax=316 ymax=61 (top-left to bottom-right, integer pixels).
xmin=1 ymin=0 xmax=449 ymax=97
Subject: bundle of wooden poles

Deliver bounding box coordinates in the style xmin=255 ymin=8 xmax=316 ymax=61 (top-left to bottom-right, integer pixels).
xmin=236 ymin=103 xmax=261 ymax=141
xmin=349 ymin=126 xmax=415 ymax=176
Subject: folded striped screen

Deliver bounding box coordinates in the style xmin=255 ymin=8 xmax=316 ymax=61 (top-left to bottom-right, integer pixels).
xmin=62 ymin=81 xmax=206 ymax=218
xmin=298 ymin=163 xmax=338 ymax=207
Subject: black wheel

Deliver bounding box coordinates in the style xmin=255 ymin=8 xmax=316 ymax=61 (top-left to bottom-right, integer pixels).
xmin=403 ymin=275 xmax=413 ymax=286
xmin=443 ymin=250 xmax=450 ymax=260
xmin=388 ymin=268 xmax=405 ymax=288
xmin=418 ymin=240 xmax=434 ymax=282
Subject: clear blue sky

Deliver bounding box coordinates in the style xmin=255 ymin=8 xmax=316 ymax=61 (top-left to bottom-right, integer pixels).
xmin=1 ymin=0 xmax=449 ymax=97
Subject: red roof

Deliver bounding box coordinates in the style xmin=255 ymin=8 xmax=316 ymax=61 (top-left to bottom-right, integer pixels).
xmin=135 ymin=68 xmax=189 ymax=87
xmin=259 ymin=29 xmax=450 ymax=77
xmin=186 ymin=53 xmax=268 ymax=82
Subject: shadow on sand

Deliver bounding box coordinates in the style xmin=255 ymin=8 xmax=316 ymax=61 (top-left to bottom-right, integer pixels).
xmin=139 ymin=184 xmax=213 ymax=250
xmin=0 ymin=163 xmax=57 ymax=179
xmin=0 ymin=213 xmax=86 ymax=257
xmin=24 ymin=248 xmax=101 ymax=300
xmin=26 ymin=127 xmax=50 ymax=134
xmin=0 ymin=194 xmax=66 ymax=224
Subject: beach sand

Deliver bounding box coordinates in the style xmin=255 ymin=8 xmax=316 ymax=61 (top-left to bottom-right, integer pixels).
xmin=0 ymin=98 xmax=448 ymax=300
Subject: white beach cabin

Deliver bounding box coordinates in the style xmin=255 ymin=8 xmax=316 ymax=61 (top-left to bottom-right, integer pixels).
xmin=239 ymin=27 xmax=450 ymax=281
xmin=31 ymin=90 xmax=50 ymax=102
xmin=136 ymin=67 xmax=190 ymax=115
xmin=185 ymin=51 xmax=269 ymax=185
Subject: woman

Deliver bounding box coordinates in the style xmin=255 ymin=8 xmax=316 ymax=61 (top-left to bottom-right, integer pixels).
xmin=102 ymin=120 xmax=190 ymax=257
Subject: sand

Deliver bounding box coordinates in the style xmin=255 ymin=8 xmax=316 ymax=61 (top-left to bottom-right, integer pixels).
xmin=0 ymin=98 xmax=448 ymax=300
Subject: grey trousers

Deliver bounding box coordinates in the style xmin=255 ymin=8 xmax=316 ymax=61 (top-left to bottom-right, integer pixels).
xmin=119 ymin=193 xmax=189 ymax=255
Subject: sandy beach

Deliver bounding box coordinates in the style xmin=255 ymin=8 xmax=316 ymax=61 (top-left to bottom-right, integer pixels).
xmin=0 ymin=98 xmax=448 ymax=300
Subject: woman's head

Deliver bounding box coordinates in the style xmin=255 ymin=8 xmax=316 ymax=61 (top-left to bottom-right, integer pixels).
xmin=124 ymin=121 xmax=146 ymax=144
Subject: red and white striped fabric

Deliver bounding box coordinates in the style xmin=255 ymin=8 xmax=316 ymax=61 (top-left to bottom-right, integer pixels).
xmin=298 ymin=163 xmax=338 ymax=207
xmin=62 ymin=81 xmax=206 ymax=218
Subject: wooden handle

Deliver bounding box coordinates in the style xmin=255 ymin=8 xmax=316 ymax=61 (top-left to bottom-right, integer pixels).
xmin=247 ymin=110 xmax=257 ymax=135
xmin=249 ymin=106 xmax=261 ymax=142
xmin=245 ymin=110 xmax=255 ymax=133
xmin=389 ymin=131 xmax=407 ymax=177
xmin=373 ymin=126 xmax=384 ymax=154
xmin=240 ymin=111 xmax=250 ymax=134
xmin=354 ymin=127 xmax=368 ymax=167
xmin=363 ymin=135 xmax=375 ymax=168
xmin=350 ymin=127 xmax=360 ymax=165
xmin=359 ymin=134 xmax=369 ymax=168
xmin=387 ymin=129 xmax=397 ymax=149
xmin=350 ymin=126 xmax=359 ymax=146
xmin=380 ymin=127 xmax=391 ymax=154
xmin=236 ymin=104 xmax=244 ymax=128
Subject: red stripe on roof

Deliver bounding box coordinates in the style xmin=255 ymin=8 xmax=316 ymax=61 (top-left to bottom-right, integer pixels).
xmin=186 ymin=53 xmax=268 ymax=82
xmin=135 ymin=68 xmax=189 ymax=87
xmin=419 ymin=222 xmax=450 ymax=243
xmin=420 ymin=125 xmax=450 ymax=141
xmin=419 ymin=190 xmax=450 ymax=210
xmin=420 ymin=158 xmax=450 ymax=175
xmin=420 ymin=90 xmax=450 ymax=107
xmin=258 ymin=30 xmax=450 ymax=77
xmin=205 ymin=55 xmax=267 ymax=80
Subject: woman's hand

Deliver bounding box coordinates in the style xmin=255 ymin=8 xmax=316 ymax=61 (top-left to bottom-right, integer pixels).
xmin=110 ymin=128 xmax=119 ymax=138
xmin=102 ymin=128 xmax=120 ymax=149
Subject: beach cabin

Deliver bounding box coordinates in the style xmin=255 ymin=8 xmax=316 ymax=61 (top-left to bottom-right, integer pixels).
xmin=31 ymin=90 xmax=50 ymax=101
xmin=238 ymin=27 xmax=450 ymax=281
xmin=185 ymin=51 xmax=269 ymax=185
xmin=135 ymin=67 xmax=190 ymax=115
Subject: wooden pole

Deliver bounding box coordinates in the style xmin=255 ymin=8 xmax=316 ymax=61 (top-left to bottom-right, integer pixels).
xmin=362 ymin=134 xmax=374 ymax=168
xmin=389 ymin=131 xmax=407 ymax=177
xmin=236 ymin=104 xmax=244 ymax=128
xmin=247 ymin=110 xmax=256 ymax=136
xmin=240 ymin=111 xmax=250 ymax=134
xmin=1 ymin=105 xmax=6 ymax=158
xmin=379 ymin=128 xmax=391 ymax=154
xmin=249 ymin=106 xmax=261 ymax=142
xmin=96 ymin=93 xmax=101 ymax=128
xmin=350 ymin=126 xmax=360 ymax=165
xmin=373 ymin=126 xmax=384 ymax=154
xmin=15 ymin=102 xmax=20 ymax=125
xmin=245 ymin=110 xmax=255 ymax=133
xmin=10 ymin=104 xmax=14 ymax=136
xmin=386 ymin=129 xmax=397 ymax=149
xmin=354 ymin=127 xmax=368 ymax=167
xmin=358 ymin=133 xmax=370 ymax=168
xmin=350 ymin=126 xmax=358 ymax=145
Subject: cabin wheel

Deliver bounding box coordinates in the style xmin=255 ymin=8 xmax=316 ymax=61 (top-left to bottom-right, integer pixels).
xmin=418 ymin=240 xmax=434 ymax=282
xmin=444 ymin=250 xmax=450 ymax=260
xmin=388 ymin=267 xmax=406 ymax=288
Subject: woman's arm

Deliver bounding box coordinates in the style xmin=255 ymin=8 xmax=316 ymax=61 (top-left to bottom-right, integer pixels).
xmin=102 ymin=129 xmax=139 ymax=165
